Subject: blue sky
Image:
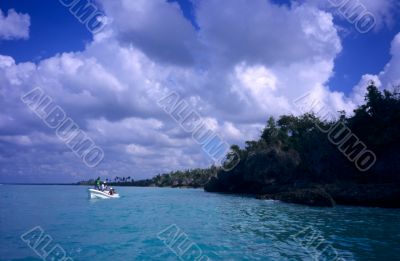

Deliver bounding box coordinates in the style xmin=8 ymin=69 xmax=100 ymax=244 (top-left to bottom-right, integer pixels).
xmin=0 ymin=0 xmax=92 ymax=62
xmin=1 ymin=0 xmax=399 ymax=182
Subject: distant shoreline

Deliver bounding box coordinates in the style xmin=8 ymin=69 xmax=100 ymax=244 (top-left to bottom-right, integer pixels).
xmin=0 ymin=183 xmax=200 ymax=188
xmin=1 ymin=183 xmax=78 ymax=186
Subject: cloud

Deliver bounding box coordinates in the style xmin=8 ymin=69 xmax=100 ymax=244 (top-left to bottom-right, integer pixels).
xmin=0 ymin=9 xmax=30 ymax=40
xmin=96 ymin=0 xmax=198 ymax=65
xmin=378 ymin=32 xmax=400 ymax=88
xmin=1 ymin=0 xmax=392 ymax=182
xmin=196 ymin=0 xmax=341 ymax=65
xmin=356 ymin=0 xmax=399 ymax=30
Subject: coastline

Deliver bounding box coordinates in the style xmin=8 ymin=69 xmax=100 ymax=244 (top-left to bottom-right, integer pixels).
xmin=5 ymin=181 xmax=399 ymax=209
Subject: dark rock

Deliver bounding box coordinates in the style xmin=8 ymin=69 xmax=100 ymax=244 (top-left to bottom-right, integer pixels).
xmin=324 ymin=183 xmax=400 ymax=208
xmin=256 ymin=194 xmax=274 ymax=200
xmin=258 ymin=188 xmax=336 ymax=207
xmin=204 ymin=177 xmax=223 ymax=192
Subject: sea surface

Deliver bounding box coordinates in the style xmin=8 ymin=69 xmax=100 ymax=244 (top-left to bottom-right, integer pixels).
xmin=0 ymin=185 xmax=399 ymax=260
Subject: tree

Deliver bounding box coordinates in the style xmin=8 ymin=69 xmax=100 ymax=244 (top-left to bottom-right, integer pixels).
xmin=261 ymin=116 xmax=278 ymax=144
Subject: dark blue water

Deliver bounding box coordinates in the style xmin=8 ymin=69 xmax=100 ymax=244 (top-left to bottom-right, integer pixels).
xmin=0 ymin=185 xmax=399 ymax=260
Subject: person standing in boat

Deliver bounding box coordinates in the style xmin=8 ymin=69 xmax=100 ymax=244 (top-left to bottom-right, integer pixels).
xmin=95 ymin=177 xmax=101 ymax=190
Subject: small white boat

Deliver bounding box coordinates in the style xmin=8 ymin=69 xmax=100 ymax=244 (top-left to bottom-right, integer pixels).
xmin=88 ymin=189 xmax=120 ymax=199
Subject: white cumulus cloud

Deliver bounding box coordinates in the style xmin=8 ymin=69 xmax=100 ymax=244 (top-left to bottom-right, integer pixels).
xmin=0 ymin=9 xmax=30 ymax=40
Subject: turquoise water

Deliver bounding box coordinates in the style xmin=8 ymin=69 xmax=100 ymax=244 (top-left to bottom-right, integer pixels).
xmin=0 ymin=185 xmax=399 ymax=260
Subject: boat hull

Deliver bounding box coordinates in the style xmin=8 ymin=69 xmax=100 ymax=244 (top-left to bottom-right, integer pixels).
xmin=88 ymin=189 xmax=120 ymax=199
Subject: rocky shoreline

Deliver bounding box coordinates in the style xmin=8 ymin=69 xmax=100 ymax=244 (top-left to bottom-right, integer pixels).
xmin=205 ymin=178 xmax=400 ymax=208
xmin=80 ymin=175 xmax=400 ymax=208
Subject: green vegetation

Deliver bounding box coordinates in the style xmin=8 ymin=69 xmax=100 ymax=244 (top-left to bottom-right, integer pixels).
xmin=77 ymin=176 xmax=135 ymax=186
xmin=132 ymin=167 xmax=218 ymax=188
xmin=78 ymin=168 xmax=217 ymax=188
xmin=205 ymin=83 xmax=400 ymax=207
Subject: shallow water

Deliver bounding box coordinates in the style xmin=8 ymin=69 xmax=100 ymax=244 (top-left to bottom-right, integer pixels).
xmin=0 ymin=185 xmax=399 ymax=260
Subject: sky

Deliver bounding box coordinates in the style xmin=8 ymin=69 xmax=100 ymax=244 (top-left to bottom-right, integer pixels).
xmin=0 ymin=0 xmax=400 ymax=183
